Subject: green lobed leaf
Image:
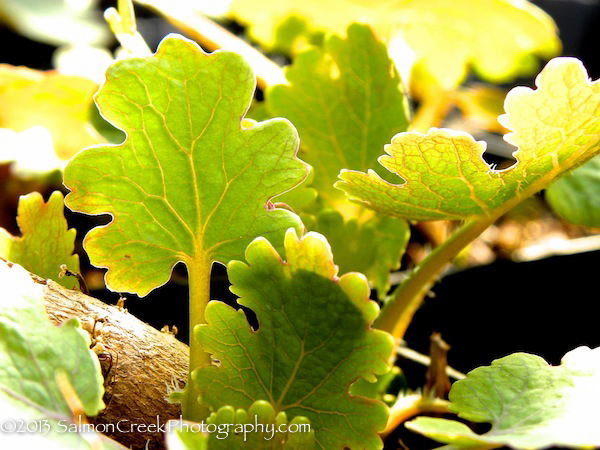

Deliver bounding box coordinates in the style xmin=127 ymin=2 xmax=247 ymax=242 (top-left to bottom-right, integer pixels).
xmin=268 ymin=23 xmax=410 ymax=214
xmin=63 ymin=34 xmax=307 ymax=296
xmin=337 ymin=58 xmax=600 ymax=221
xmin=313 ymin=209 xmax=409 ymax=297
xmin=166 ymin=400 xmax=314 ymax=449
xmin=0 ymin=191 xmax=80 ymax=289
xmin=545 ymin=154 xmax=600 ymax=227
xmin=267 ymin=24 xmax=411 ymax=293
xmin=406 ymin=346 xmax=600 ymax=449
xmin=194 ymin=229 xmax=394 ymax=449
xmin=0 ymin=261 xmax=110 ymax=448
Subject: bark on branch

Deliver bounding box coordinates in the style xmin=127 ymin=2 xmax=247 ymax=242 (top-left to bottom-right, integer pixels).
xmin=26 ymin=264 xmax=189 ymax=450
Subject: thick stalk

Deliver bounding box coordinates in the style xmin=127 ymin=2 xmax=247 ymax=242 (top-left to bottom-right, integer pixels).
xmin=374 ymin=218 xmax=492 ymax=339
xmin=183 ymin=259 xmax=212 ymax=421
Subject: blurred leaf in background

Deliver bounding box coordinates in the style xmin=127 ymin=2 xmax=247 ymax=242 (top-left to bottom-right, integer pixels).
xmin=227 ymin=0 xmax=560 ymax=90
xmin=0 ymin=64 xmax=104 ymax=176
xmin=0 ymin=0 xmax=110 ymax=46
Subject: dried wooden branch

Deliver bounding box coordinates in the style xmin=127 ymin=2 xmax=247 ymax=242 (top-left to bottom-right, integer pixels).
xmin=29 ymin=267 xmax=189 ymax=450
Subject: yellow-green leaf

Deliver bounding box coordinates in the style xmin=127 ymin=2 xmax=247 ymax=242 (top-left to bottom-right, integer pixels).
xmin=313 ymin=209 xmax=409 ymax=297
xmin=228 ymin=0 xmax=560 ymax=88
xmin=268 ymin=23 xmax=410 ymax=214
xmin=336 ymin=58 xmax=600 ymax=221
xmin=0 ymin=191 xmax=79 ymax=289
xmin=0 ymin=65 xmax=104 ymax=161
xmin=63 ymin=34 xmax=307 ymax=297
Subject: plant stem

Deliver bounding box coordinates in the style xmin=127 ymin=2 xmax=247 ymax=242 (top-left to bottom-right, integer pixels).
xmin=381 ymin=393 xmax=450 ymax=438
xmin=133 ymin=0 xmax=286 ymax=90
xmin=183 ymin=259 xmax=212 ymax=421
xmin=374 ymin=218 xmax=492 ymax=339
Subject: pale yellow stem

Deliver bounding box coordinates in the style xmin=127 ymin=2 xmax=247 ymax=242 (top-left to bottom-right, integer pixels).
xmin=134 ymin=0 xmax=286 ymax=90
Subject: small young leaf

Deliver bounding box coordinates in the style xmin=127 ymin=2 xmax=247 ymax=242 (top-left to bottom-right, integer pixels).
xmin=0 ymin=262 xmax=105 ymax=444
xmin=268 ymin=23 xmax=410 ymax=212
xmin=166 ymin=400 xmax=314 ymax=449
xmin=390 ymin=0 xmax=560 ymax=88
xmin=337 ymin=58 xmax=600 ymax=221
xmin=64 ymin=35 xmax=307 ymax=296
xmin=0 ymin=64 xmax=104 ymax=161
xmin=545 ymin=155 xmax=600 ymax=227
xmin=0 ymin=191 xmax=80 ymax=289
xmin=313 ymin=209 xmax=409 ymax=297
xmin=194 ymin=229 xmax=394 ymax=449
xmin=406 ymin=346 xmax=600 ymax=449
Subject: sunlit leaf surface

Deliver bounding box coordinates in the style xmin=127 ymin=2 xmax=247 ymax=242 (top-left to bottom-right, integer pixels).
xmin=407 ymin=346 xmax=600 ymax=449
xmin=64 ymin=35 xmax=307 ymax=296
xmin=195 ymin=229 xmax=394 ymax=449
xmin=228 ymin=0 xmax=560 ymax=87
xmin=0 ymin=191 xmax=79 ymax=289
xmin=337 ymin=58 xmax=600 ymax=220
xmin=0 ymin=65 xmax=104 ymax=162
xmin=268 ymin=23 xmax=410 ymax=212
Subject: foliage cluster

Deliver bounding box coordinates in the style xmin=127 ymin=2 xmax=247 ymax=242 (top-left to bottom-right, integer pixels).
xmin=1 ymin=1 xmax=599 ymax=449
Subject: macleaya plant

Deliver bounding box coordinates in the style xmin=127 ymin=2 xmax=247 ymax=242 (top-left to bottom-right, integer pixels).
xmin=2 ymin=1 xmax=600 ymax=449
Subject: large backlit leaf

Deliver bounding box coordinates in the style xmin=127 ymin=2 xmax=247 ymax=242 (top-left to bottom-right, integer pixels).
xmin=337 ymin=58 xmax=600 ymax=221
xmin=268 ymin=23 xmax=410 ymax=213
xmin=406 ymin=346 xmax=600 ymax=449
xmin=545 ymin=155 xmax=600 ymax=227
xmin=166 ymin=400 xmax=314 ymax=449
xmin=0 ymin=191 xmax=79 ymax=289
xmin=0 ymin=64 xmax=104 ymax=162
xmin=64 ymin=35 xmax=307 ymax=296
xmin=228 ymin=0 xmax=559 ymax=88
xmin=194 ymin=229 xmax=394 ymax=449
xmin=0 ymin=261 xmax=110 ymax=448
